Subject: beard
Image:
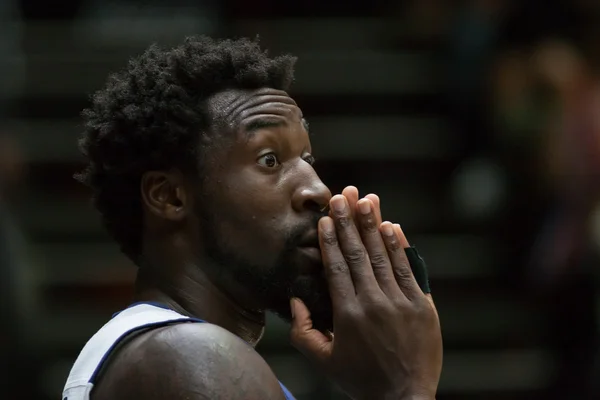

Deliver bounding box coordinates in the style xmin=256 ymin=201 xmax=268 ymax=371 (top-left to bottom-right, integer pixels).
xmin=198 ymin=208 xmax=334 ymax=333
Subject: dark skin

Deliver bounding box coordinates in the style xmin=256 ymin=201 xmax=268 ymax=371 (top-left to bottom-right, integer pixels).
xmin=92 ymin=88 xmax=442 ymax=400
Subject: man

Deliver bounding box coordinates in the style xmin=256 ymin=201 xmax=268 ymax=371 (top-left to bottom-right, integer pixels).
xmin=63 ymin=36 xmax=443 ymax=400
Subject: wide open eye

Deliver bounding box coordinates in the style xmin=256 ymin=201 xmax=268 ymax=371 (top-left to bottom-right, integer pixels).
xmin=303 ymin=154 xmax=316 ymax=166
xmin=257 ymin=153 xmax=280 ymax=168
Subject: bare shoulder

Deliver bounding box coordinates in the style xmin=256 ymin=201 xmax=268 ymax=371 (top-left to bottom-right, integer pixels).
xmin=92 ymin=322 xmax=286 ymax=400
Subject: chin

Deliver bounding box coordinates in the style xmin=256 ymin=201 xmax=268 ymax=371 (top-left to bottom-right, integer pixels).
xmin=288 ymin=274 xmax=334 ymax=332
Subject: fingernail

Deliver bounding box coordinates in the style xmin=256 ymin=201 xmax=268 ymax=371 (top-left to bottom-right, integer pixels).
xmin=394 ymin=224 xmax=403 ymax=235
xmin=358 ymin=199 xmax=371 ymax=215
xmin=381 ymin=222 xmax=394 ymax=236
xmin=319 ymin=217 xmax=334 ymax=233
xmin=330 ymin=195 xmax=346 ymax=212
xmin=366 ymin=193 xmax=379 ymax=202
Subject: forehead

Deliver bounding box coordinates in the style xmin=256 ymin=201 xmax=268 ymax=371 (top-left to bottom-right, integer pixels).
xmin=206 ymin=88 xmax=306 ymax=137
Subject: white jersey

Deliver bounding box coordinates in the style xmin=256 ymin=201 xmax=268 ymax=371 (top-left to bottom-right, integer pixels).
xmin=62 ymin=302 xmax=295 ymax=400
xmin=62 ymin=302 xmax=203 ymax=400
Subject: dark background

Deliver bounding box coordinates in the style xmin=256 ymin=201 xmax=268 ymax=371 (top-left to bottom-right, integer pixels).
xmin=2 ymin=0 xmax=600 ymax=399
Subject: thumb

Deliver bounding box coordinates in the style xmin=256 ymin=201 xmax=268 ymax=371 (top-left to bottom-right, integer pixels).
xmin=289 ymin=297 xmax=332 ymax=365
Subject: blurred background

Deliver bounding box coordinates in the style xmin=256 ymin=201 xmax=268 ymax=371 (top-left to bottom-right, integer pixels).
xmin=2 ymin=0 xmax=600 ymax=399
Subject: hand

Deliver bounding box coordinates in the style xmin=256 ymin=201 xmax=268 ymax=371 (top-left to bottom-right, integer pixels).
xmin=341 ymin=186 xmax=437 ymax=314
xmin=290 ymin=194 xmax=442 ymax=400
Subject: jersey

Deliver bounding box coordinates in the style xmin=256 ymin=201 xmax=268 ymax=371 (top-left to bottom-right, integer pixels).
xmin=62 ymin=302 xmax=295 ymax=400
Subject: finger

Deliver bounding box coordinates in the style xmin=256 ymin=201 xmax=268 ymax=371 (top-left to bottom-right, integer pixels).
xmin=341 ymin=186 xmax=359 ymax=220
xmin=289 ymin=297 xmax=332 ymax=365
xmin=365 ymin=193 xmax=382 ymax=225
xmin=394 ymin=223 xmax=410 ymax=248
xmin=318 ymin=216 xmax=356 ymax=309
xmin=395 ymin=224 xmax=433 ymax=297
xmin=330 ymin=195 xmax=379 ymax=294
xmin=356 ymin=198 xmax=398 ymax=296
xmin=380 ymin=222 xmax=422 ymax=301
xmin=392 ymin=223 xmax=437 ymax=310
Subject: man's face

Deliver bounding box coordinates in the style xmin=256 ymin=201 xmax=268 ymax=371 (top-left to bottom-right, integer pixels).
xmin=196 ymin=88 xmax=333 ymax=331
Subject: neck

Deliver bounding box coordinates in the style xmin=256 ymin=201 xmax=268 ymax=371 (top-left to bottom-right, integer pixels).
xmin=133 ymin=258 xmax=266 ymax=347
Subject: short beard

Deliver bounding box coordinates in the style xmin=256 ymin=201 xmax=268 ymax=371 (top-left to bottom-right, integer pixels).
xmin=198 ymin=209 xmax=334 ymax=333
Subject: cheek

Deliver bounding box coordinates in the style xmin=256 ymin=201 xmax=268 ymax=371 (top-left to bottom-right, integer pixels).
xmin=223 ymin=168 xmax=289 ymax=218
xmin=210 ymin=188 xmax=288 ymax=254
xmin=210 ymin=164 xmax=295 ymax=248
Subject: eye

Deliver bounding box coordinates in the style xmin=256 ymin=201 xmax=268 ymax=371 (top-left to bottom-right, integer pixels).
xmin=257 ymin=153 xmax=280 ymax=168
xmin=303 ymin=154 xmax=316 ymax=166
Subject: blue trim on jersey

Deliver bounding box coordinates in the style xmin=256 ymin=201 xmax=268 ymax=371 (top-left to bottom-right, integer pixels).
xmin=101 ymin=302 xmax=295 ymax=400
xmin=279 ymin=382 xmax=295 ymax=400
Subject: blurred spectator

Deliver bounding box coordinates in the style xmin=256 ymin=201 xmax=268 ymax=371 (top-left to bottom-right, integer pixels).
xmin=529 ymin=40 xmax=600 ymax=400
xmin=524 ymin=39 xmax=600 ymax=292
xmin=490 ymin=37 xmax=600 ymax=399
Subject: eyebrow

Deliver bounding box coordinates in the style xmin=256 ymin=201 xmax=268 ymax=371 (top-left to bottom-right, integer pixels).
xmin=243 ymin=117 xmax=310 ymax=135
xmin=244 ymin=118 xmax=286 ymax=133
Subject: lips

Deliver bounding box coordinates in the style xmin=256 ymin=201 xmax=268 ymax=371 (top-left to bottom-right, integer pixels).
xmin=296 ymin=229 xmax=323 ymax=267
xmin=298 ymin=245 xmax=322 ymax=265
xmin=298 ymin=230 xmax=320 ymax=249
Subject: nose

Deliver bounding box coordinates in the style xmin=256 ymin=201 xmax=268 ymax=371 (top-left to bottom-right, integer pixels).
xmin=291 ymin=168 xmax=332 ymax=214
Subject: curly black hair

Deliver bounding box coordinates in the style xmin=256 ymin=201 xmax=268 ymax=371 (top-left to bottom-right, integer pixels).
xmin=75 ymin=36 xmax=297 ymax=265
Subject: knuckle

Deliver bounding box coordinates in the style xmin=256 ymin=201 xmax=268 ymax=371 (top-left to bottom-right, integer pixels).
xmin=338 ymin=305 xmax=362 ymax=322
xmin=360 ymin=297 xmax=396 ymax=322
xmin=391 ymin=295 xmax=409 ymax=310
xmin=361 ymin=215 xmax=378 ymax=232
xmin=362 ymin=297 xmax=388 ymax=315
xmin=393 ymin=263 xmax=413 ymax=281
xmin=388 ymin=295 xmax=432 ymax=320
xmin=386 ymin=236 xmax=402 ymax=252
xmin=321 ymin=231 xmax=338 ymax=247
xmin=394 ymin=273 xmax=412 ymax=289
xmin=336 ymin=215 xmax=353 ymax=228
xmin=327 ymin=261 xmax=350 ymax=275
xmin=402 ymin=297 xmax=433 ymax=321
xmin=344 ymin=247 xmax=367 ymax=264
xmin=414 ymin=297 xmax=435 ymax=316
xmin=369 ymin=252 xmax=388 ymax=267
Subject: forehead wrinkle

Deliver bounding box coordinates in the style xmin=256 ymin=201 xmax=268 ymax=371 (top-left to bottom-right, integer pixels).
xmin=208 ymin=89 xmax=301 ymax=136
xmin=206 ymin=92 xmax=246 ymax=132
xmin=241 ymin=103 xmax=298 ymax=121
xmin=234 ymin=101 xmax=300 ymax=133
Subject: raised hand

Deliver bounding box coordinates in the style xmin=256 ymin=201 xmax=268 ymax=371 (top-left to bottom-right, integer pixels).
xmin=341 ymin=186 xmax=436 ymax=310
xmin=290 ymin=194 xmax=442 ymax=400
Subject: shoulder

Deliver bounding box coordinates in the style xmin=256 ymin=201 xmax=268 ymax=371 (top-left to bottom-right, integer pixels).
xmin=92 ymin=322 xmax=286 ymax=400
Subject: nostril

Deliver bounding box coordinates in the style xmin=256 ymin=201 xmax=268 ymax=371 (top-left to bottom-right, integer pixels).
xmin=304 ymin=199 xmax=324 ymax=214
xmin=304 ymin=199 xmax=322 ymax=212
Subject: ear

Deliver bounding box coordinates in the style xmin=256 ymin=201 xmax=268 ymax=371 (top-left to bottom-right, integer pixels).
xmin=140 ymin=170 xmax=190 ymax=221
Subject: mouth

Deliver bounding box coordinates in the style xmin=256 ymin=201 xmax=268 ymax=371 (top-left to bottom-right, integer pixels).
xmin=298 ymin=228 xmax=320 ymax=247
xmin=298 ymin=246 xmax=322 ymax=263
xmin=297 ymin=230 xmax=322 ymax=263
